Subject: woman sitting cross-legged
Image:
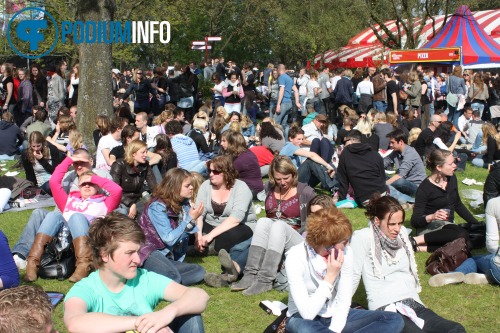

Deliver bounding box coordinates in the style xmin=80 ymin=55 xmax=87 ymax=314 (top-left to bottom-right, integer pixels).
xmin=230 ymin=155 xmax=316 ymax=295
xmin=351 ymin=195 xmax=466 ymax=332
xmin=195 ymin=155 xmax=256 ymax=288
xmin=410 ymin=149 xmax=476 ymax=252
xmin=24 ymin=155 xmax=122 ymax=282
xmin=285 ymin=206 xmax=405 ymax=333
xmin=138 ymin=168 xmax=206 ymax=286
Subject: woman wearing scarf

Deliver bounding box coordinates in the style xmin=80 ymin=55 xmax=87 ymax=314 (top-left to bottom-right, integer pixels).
xmin=285 ymin=206 xmax=404 ymax=333
xmin=351 ymin=195 xmax=466 ymax=333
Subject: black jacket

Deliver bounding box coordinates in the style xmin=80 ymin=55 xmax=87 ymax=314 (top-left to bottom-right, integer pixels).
xmin=337 ymin=143 xmax=387 ymax=204
xmin=0 ymin=120 xmax=23 ymax=156
xmin=110 ymin=159 xmax=157 ymax=207
xmin=484 ymin=163 xmax=500 ymax=205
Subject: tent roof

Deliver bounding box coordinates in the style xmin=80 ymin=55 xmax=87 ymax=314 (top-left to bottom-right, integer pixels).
xmin=314 ymin=9 xmax=500 ymax=68
xmin=422 ymin=6 xmax=500 ymax=65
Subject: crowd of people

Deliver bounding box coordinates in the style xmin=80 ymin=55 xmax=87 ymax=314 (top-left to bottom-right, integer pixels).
xmin=0 ymin=59 xmax=499 ymax=333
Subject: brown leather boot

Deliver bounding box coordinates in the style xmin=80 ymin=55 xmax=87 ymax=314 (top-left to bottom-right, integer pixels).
xmin=68 ymin=236 xmax=93 ymax=283
xmin=25 ymin=233 xmax=52 ymax=282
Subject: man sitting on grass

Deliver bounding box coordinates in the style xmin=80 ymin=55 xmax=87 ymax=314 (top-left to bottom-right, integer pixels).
xmin=64 ymin=212 xmax=209 ymax=333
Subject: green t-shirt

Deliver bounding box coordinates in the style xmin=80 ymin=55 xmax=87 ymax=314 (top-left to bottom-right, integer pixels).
xmin=65 ymin=268 xmax=171 ymax=316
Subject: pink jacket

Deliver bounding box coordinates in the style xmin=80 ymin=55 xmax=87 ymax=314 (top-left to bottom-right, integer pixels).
xmin=50 ymin=157 xmax=122 ymax=223
xmin=222 ymin=81 xmax=245 ymax=101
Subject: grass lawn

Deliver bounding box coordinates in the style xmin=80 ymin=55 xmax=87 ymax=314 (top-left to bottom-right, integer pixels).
xmin=0 ymin=160 xmax=499 ymax=333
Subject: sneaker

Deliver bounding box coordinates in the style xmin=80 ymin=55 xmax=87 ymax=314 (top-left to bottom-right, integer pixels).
xmin=13 ymin=254 xmax=27 ymax=270
xmin=464 ymin=273 xmax=489 ymax=285
xmin=428 ymin=272 xmax=465 ymax=287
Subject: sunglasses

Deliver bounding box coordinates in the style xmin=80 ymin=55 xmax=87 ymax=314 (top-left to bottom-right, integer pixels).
xmin=209 ymin=169 xmax=222 ymax=175
xmin=136 ymin=72 xmax=143 ymax=75
xmin=78 ymin=182 xmax=95 ymax=188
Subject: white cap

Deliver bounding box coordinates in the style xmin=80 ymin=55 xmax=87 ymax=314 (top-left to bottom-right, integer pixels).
xmin=112 ymin=68 xmax=121 ymax=74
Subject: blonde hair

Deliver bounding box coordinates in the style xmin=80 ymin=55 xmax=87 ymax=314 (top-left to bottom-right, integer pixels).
xmin=68 ymin=129 xmax=84 ymax=151
xmin=193 ymin=118 xmax=208 ymax=131
xmin=240 ymin=114 xmax=253 ymax=129
xmin=229 ymin=121 xmax=241 ymax=133
xmin=356 ymin=118 xmax=373 ymax=136
xmin=190 ymin=172 xmax=205 ymax=203
xmin=153 ymin=110 xmax=173 ymax=125
xmin=373 ymin=111 xmax=387 ymax=124
xmin=124 ymin=139 xmax=147 ymax=165
xmin=482 ymin=122 xmax=500 ymax=147
xmin=408 ymin=127 xmax=422 ymax=145
xmin=215 ymin=106 xmax=228 ymax=119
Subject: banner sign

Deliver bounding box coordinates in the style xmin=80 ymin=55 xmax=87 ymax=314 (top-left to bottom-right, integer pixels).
xmin=389 ymin=47 xmax=461 ymax=64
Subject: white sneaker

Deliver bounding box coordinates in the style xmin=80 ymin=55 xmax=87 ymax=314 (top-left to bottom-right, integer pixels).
xmin=428 ymin=272 xmax=465 ymax=287
xmin=464 ymin=273 xmax=489 ymax=285
xmin=13 ymin=254 xmax=27 ymax=270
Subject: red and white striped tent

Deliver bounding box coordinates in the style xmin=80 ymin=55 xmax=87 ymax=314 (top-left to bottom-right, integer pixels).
xmin=314 ymin=9 xmax=500 ymax=69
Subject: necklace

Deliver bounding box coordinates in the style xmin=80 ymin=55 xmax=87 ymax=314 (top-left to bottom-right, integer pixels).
xmin=275 ymin=186 xmax=292 ymax=219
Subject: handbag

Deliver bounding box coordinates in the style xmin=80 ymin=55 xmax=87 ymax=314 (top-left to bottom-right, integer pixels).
xmin=38 ymin=231 xmax=76 ymax=280
xmin=399 ymin=90 xmax=408 ymax=101
xmin=425 ymin=237 xmax=470 ymax=275
xmin=263 ymin=309 xmax=287 ymax=333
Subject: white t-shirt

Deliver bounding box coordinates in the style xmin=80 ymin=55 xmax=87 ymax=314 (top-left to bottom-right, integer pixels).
xmin=356 ymin=80 xmax=374 ymax=96
xmin=213 ymin=82 xmax=226 ymax=97
xmin=457 ymin=115 xmax=470 ymax=133
xmin=95 ymin=134 xmax=121 ymax=170
xmin=306 ymin=80 xmax=320 ymax=99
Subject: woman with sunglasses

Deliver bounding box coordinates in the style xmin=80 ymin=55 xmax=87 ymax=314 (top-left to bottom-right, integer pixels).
xmin=120 ymin=68 xmax=156 ymax=113
xmin=138 ymin=168 xmax=206 ymax=286
xmin=230 ymin=159 xmax=316 ymax=295
xmin=286 ymin=205 xmax=404 ymax=333
xmin=24 ymin=154 xmax=122 ymax=283
xmin=194 ymin=156 xmax=255 ymax=287
xmin=351 ymin=195 xmax=464 ymax=332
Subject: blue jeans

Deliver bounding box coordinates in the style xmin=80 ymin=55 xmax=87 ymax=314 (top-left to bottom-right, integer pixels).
xmin=230 ymin=237 xmax=252 ymax=271
xmin=389 ymin=185 xmax=415 ymax=204
xmin=13 ymin=209 xmax=49 ymax=258
xmin=391 ymin=178 xmax=418 ymax=197
xmin=471 ymin=102 xmax=485 ymax=119
xmin=447 ymin=103 xmax=459 ymax=127
xmin=455 ymin=254 xmax=500 ymax=284
xmin=169 ymin=314 xmax=205 ymax=333
xmin=142 ymin=250 xmax=205 ymax=286
xmin=373 ymin=101 xmax=387 ymax=112
xmin=310 ymin=138 xmax=334 ymax=163
xmin=286 ymin=308 xmax=404 ymax=333
xmin=298 ymin=159 xmax=337 ymax=191
xmin=38 ymin=211 xmax=89 ymax=238
xmin=187 ymin=160 xmax=207 ymax=177
xmin=274 ymin=102 xmax=292 ymax=140
xmin=471 ymin=156 xmax=486 ymax=168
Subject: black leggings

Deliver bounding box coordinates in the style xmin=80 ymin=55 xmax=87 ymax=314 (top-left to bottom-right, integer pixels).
xmin=202 ymin=222 xmax=253 ymax=252
xmin=423 ymin=224 xmax=470 ymax=252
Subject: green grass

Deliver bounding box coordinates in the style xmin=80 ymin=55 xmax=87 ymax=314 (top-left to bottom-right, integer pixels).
xmin=1 ymin=161 xmax=499 ymax=333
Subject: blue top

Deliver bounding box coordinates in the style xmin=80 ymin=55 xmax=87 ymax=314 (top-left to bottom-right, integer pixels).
xmin=278 ymin=74 xmax=294 ymax=104
xmin=0 ymin=230 xmax=20 ymax=289
xmin=279 ymin=142 xmax=302 ymax=168
xmin=446 ymin=75 xmax=466 ymax=95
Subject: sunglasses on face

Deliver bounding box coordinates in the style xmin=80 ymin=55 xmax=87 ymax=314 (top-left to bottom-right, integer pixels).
xmin=209 ymin=169 xmax=222 ymax=175
xmin=78 ymin=182 xmax=95 ymax=188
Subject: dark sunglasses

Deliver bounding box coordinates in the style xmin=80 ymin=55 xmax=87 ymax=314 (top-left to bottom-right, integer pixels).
xmin=136 ymin=72 xmax=143 ymax=75
xmin=78 ymin=182 xmax=95 ymax=188
xmin=209 ymin=169 xmax=222 ymax=175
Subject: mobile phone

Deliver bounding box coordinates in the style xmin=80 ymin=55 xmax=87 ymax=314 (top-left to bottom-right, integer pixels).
xmin=331 ymin=247 xmax=339 ymax=260
xmin=46 ymin=291 xmax=65 ymax=307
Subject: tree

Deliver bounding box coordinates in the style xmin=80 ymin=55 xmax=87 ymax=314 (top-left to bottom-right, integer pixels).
xmin=362 ymin=0 xmax=463 ymax=49
xmin=76 ymin=0 xmax=115 ymax=153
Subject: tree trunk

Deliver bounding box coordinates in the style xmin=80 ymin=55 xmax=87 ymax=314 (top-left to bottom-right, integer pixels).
xmin=76 ymin=0 xmax=116 ymax=154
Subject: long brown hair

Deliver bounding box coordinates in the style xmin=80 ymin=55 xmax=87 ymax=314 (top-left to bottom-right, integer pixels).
xmin=152 ymin=168 xmax=191 ymax=214
xmin=221 ymin=130 xmax=247 ymax=157
xmin=27 ymin=131 xmax=50 ymax=164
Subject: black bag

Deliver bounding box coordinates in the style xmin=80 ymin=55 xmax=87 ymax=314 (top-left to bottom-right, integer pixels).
xmin=459 ymin=223 xmax=486 ymax=249
xmin=38 ymin=237 xmax=76 ymax=280
xmin=263 ymin=309 xmax=287 ymax=333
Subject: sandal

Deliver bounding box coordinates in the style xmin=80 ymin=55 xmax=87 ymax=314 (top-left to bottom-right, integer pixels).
xmin=409 ymin=236 xmax=418 ymax=252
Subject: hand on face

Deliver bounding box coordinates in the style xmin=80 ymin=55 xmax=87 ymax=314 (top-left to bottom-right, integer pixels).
xmin=33 ymin=150 xmax=43 ymax=160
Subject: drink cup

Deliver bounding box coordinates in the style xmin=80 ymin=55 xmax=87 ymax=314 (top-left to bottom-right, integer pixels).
xmin=442 ymin=208 xmax=450 ymax=221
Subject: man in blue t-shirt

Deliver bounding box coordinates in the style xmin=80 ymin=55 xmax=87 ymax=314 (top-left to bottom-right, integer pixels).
xmin=64 ymin=212 xmax=208 ymax=333
xmin=274 ymin=64 xmax=301 ymax=138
